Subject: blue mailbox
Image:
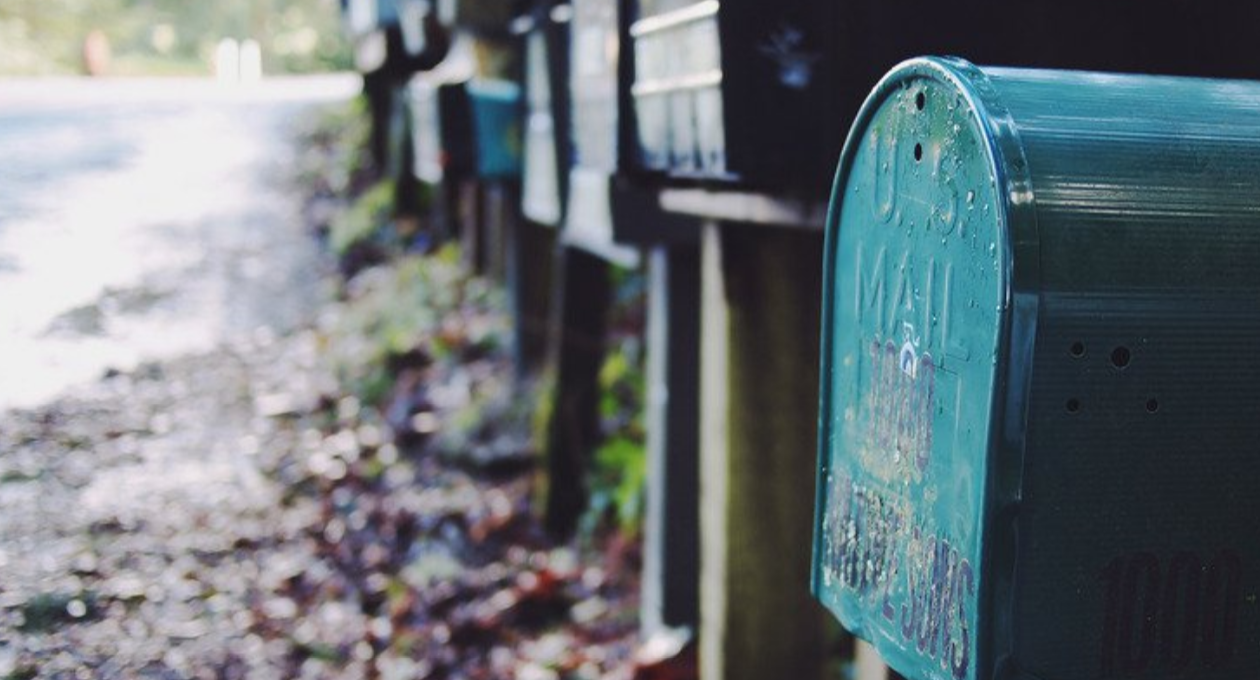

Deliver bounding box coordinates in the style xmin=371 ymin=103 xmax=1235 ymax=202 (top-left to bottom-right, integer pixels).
xmin=411 ymin=77 xmax=521 ymax=183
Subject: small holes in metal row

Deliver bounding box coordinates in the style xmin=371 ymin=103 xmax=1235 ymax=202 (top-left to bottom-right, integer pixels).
xmin=1111 ymin=346 xmax=1131 ymax=369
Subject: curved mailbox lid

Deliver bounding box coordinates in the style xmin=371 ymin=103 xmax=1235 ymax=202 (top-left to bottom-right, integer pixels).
xmin=813 ymin=57 xmax=1024 ymax=680
xmin=815 ymin=56 xmax=1260 ymax=680
xmin=467 ymin=79 xmax=523 ymax=180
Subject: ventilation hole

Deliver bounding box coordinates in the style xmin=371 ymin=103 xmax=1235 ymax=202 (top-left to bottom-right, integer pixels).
xmin=1069 ymin=341 xmax=1086 ymax=358
xmin=914 ymin=143 xmax=923 ymax=162
xmin=1111 ymin=346 xmax=1132 ymax=369
xmin=1146 ymin=399 xmax=1160 ymax=413
xmin=915 ymin=91 xmax=926 ymax=111
xmin=1066 ymin=398 xmax=1081 ymax=414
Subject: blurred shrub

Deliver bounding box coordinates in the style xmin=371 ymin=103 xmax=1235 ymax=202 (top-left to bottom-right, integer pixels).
xmin=327 ymin=245 xmax=508 ymax=406
xmin=330 ymin=181 xmax=395 ymax=256
xmin=293 ymin=96 xmax=375 ymax=198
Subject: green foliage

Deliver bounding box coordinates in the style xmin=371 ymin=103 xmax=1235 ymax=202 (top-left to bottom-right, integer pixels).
xmin=17 ymin=591 xmax=97 ymax=633
xmin=4 ymin=664 xmax=38 ymax=680
xmin=291 ymin=96 xmax=377 ymax=219
xmin=598 ymin=346 xmax=646 ymax=423
xmin=327 ymin=245 xmax=509 ymax=407
xmin=0 ymin=0 xmax=351 ymax=76
xmin=592 ymin=436 xmax=647 ymax=531
xmin=587 ymin=334 xmax=648 ymax=532
xmin=329 ymin=180 xmax=395 ymax=257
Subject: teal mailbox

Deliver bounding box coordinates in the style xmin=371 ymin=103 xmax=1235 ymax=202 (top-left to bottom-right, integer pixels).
xmin=813 ymin=57 xmax=1260 ymax=680
xmin=467 ymin=79 xmax=522 ymax=180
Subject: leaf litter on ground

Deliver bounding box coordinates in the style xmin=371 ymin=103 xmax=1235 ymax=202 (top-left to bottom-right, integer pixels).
xmin=0 ymin=248 xmax=645 ymax=680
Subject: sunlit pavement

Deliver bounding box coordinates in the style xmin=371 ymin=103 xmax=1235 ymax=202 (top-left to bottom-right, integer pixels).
xmin=0 ymin=75 xmax=354 ymax=675
xmin=0 ymin=74 xmax=359 ymax=409
xmin=0 ymin=75 xmax=647 ymax=679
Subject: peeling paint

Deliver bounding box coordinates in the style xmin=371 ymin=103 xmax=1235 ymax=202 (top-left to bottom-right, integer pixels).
xmin=820 ymin=477 xmax=974 ymax=679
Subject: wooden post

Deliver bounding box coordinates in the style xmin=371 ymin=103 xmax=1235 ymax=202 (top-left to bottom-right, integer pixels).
xmin=509 ymin=218 xmax=557 ymax=377
xmin=459 ymin=179 xmax=484 ymax=273
xmin=543 ymin=245 xmax=611 ymax=539
xmin=434 ymin=177 xmax=459 ymax=244
xmin=698 ymin=221 xmax=829 ymax=680
xmin=363 ymin=69 xmax=392 ymax=176
xmin=642 ymin=244 xmax=702 ymax=633
xmin=483 ymin=181 xmax=510 ymax=283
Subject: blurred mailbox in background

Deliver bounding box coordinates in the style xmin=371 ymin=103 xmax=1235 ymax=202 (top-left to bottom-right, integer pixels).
xmin=812 ymin=57 xmax=1260 ymax=680
xmin=424 ymin=79 xmax=522 ymax=182
xmin=409 ymin=78 xmax=446 ymax=186
xmin=350 ymin=0 xmax=446 ymax=72
xmin=629 ymin=0 xmax=841 ymax=191
xmin=465 ymin=80 xmax=522 ymax=181
xmin=520 ymin=3 xmax=571 ymax=228
xmin=629 ymin=2 xmax=1260 ymax=199
xmin=563 ymin=0 xmax=694 ymax=264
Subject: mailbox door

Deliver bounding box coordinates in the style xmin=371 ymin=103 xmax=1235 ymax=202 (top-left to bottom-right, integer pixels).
xmin=468 ymin=80 xmax=522 ymax=181
xmin=814 ymin=67 xmax=1008 ymax=680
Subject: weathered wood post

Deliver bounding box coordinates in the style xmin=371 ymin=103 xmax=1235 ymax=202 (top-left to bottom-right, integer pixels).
xmin=625 ymin=0 xmax=850 ymax=668
xmin=698 ymin=218 xmax=828 ymax=680
xmin=660 ymin=190 xmax=834 ymax=680
xmin=508 ymin=218 xmax=556 ymax=375
xmin=642 ymin=244 xmax=702 ymax=632
xmin=513 ymin=1 xmax=570 ymax=377
xmin=543 ymin=244 xmax=613 ymax=538
xmin=539 ymin=0 xmax=698 ymax=550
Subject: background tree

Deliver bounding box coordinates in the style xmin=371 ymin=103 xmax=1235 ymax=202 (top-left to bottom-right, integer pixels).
xmin=0 ymin=0 xmax=352 ymax=76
